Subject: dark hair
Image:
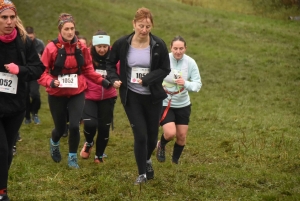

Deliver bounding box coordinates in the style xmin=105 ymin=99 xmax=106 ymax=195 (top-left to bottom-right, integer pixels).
xmin=171 ymin=35 xmax=186 ymax=47
xmin=75 ymin=30 xmax=80 ymax=36
xmin=93 ymin=30 xmax=107 ymax=36
xmin=25 ymin=26 xmax=34 ymax=34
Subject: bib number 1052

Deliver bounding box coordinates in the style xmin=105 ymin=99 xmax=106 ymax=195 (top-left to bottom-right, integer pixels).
xmin=0 ymin=72 xmax=18 ymax=94
xmin=0 ymin=79 xmax=12 ymax=87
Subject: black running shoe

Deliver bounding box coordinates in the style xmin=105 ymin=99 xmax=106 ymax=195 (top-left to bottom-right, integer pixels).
xmin=50 ymin=139 xmax=61 ymax=162
xmin=156 ymin=141 xmax=166 ymax=162
xmin=0 ymin=194 xmax=9 ymax=201
xmin=146 ymin=161 xmax=154 ymax=180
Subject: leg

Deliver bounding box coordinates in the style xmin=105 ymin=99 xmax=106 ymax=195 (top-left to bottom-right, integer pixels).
xmin=95 ymin=98 xmax=116 ymax=158
xmin=124 ymin=90 xmax=148 ymax=176
xmin=0 ymin=111 xmax=24 ymax=196
xmin=80 ymin=100 xmax=98 ymax=159
xmin=29 ymin=80 xmax=41 ymax=124
xmin=172 ymin=105 xmax=191 ymax=164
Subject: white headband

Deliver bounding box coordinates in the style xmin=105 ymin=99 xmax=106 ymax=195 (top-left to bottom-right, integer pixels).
xmin=92 ymin=35 xmax=110 ymax=46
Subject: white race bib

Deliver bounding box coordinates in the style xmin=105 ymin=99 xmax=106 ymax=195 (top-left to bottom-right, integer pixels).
xmin=0 ymin=72 xmax=18 ymax=94
xmin=58 ymin=74 xmax=78 ymax=88
xmin=96 ymin=69 xmax=107 ymax=78
xmin=131 ymin=67 xmax=150 ymax=83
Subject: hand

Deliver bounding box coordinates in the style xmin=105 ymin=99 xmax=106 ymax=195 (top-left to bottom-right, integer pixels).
xmin=4 ymin=63 xmax=19 ymax=75
xmin=113 ymin=80 xmax=122 ymax=89
xmin=50 ymin=79 xmax=60 ymax=88
xmin=137 ymin=79 xmax=143 ymax=85
xmin=174 ymin=77 xmax=185 ymax=86
xmin=102 ymin=79 xmax=111 ymax=89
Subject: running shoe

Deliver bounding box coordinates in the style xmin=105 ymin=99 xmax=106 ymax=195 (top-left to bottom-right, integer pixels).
xmin=12 ymin=146 xmax=16 ymax=156
xmin=172 ymin=157 xmax=179 ymax=164
xmin=80 ymin=142 xmax=93 ymax=159
xmin=68 ymin=155 xmax=79 ymax=169
xmin=24 ymin=119 xmax=31 ymax=124
xmin=134 ymin=175 xmax=147 ymax=185
xmin=32 ymin=114 xmax=40 ymax=125
xmin=102 ymin=153 xmax=108 ymax=158
xmin=17 ymin=135 xmax=22 ymax=142
xmin=146 ymin=161 xmax=154 ymax=180
xmin=94 ymin=156 xmax=104 ymax=164
xmin=50 ymin=139 xmax=61 ymax=162
xmin=156 ymin=140 xmax=166 ymax=162
xmin=0 ymin=193 xmax=9 ymax=201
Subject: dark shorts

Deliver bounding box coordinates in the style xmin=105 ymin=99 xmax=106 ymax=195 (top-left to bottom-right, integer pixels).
xmin=160 ymin=105 xmax=191 ymax=126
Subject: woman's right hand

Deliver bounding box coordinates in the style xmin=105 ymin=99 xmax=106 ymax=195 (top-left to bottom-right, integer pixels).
xmin=113 ymin=80 xmax=122 ymax=89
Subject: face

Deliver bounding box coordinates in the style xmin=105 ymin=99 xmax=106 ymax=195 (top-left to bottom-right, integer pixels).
xmin=27 ymin=33 xmax=35 ymax=41
xmin=95 ymin=44 xmax=109 ymax=56
xmin=79 ymin=38 xmax=87 ymax=46
xmin=0 ymin=9 xmax=16 ymax=35
xmin=133 ymin=18 xmax=152 ymax=39
xmin=171 ymin=40 xmax=186 ymax=60
xmin=60 ymin=22 xmax=75 ymax=42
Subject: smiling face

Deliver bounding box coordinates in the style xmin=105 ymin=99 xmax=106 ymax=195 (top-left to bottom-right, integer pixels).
xmin=133 ymin=18 xmax=152 ymax=39
xmin=171 ymin=40 xmax=186 ymax=60
xmin=60 ymin=22 xmax=75 ymax=42
xmin=0 ymin=9 xmax=16 ymax=35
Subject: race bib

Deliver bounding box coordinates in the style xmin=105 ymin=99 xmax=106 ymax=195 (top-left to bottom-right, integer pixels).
xmin=131 ymin=67 xmax=150 ymax=83
xmin=96 ymin=69 xmax=107 ymax=78
xmin=0 ymin=72 xmax=18 ymax=94
xmin=58 ymin=74 xmax=78 ymax=88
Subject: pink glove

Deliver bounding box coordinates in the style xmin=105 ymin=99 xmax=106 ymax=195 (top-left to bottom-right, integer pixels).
xmin=6 ymin=63 xmax=19 ymax=75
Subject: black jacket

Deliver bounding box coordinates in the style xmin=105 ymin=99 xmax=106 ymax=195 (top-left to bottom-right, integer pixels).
xmin=0 ymin=32 xmax=45 ymax=115
xmin=106 ymin=32 xmax=171 ymax=105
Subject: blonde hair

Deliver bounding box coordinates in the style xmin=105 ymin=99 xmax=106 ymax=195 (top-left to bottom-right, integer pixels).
xmin=15 ymin=16 xmax=27 ymax=42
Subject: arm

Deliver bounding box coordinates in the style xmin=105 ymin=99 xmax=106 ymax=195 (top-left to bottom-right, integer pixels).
xmin=37 ymin=43 xmax=56 ymax=87
xmin=18 ymin=37 xmax=45 ymax=81
xmin=141 ymin=38 xmax=171 ymax=86
xmin=183 ymin=58 xmax=202 ymax=92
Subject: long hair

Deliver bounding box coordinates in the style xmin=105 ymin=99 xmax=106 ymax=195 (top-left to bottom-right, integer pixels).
xmin=15 ymin=15 xmax=27 ymax=42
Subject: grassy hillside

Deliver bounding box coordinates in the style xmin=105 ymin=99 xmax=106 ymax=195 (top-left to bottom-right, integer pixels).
xmin=10 ymin=0 xmax=300 ymax=200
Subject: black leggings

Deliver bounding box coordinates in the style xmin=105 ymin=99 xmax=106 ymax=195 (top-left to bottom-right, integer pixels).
xmin=48 ymin=93 xmax=84 ymax=153
xmin=124 ymin=90 xmax=162 ymax=175
xmin=25 ymin=80 xmax=41 ymax=118
xmin=0 ymin=111 xmax=24 ymax=189
xmin=82 ymin=97 xmax=116 ymax=156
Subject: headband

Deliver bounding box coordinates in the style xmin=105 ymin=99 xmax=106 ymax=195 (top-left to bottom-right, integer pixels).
xmin=92 ymin=35 xmax=110 ymax=46
xmin=0 ymin=0 xmax=17 ymax=14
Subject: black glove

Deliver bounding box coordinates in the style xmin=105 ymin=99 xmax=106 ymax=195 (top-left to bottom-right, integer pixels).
xmin=50 ymin=79 xmax=57 ymax=88
xmin=102 ymin=79 xmax=111 ymax=89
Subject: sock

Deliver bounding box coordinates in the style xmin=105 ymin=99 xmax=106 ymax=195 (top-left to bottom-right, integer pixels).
xmin=160 ymin=134 xmax=169 ymax=147
xmin=50 ymin=138 xmax=59 ymax=145
xmin=69 ymin=153 xmax=77 ymax=158
xmin=0 ymin=188 xmax=7 ymax=194
xmin=172 ymin=142 xmax=185 ymax=164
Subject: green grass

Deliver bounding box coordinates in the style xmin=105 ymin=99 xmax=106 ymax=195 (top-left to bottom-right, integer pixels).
xmin=9 ymin=0 xmax=300 ymax=200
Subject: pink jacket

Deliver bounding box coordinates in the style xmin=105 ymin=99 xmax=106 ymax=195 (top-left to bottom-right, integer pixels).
xmin=38 ymin=34 xmax=104 ymax=97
